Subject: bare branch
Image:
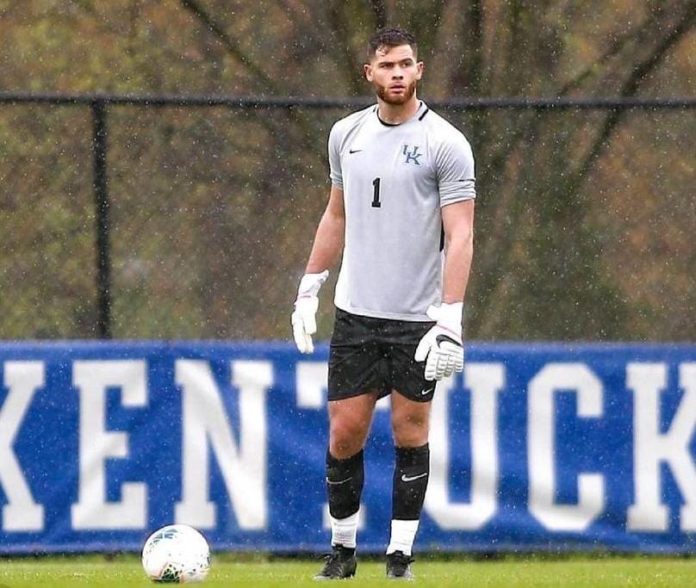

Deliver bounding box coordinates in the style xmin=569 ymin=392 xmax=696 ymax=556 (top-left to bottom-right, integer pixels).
xmin=179 ymin=0 xmax=277 ymax=93
xmin=558 ymin=2 xmax=675 ymax=96
xmin=571 ymin=4 xmax=695 ymax=187
xmin=558 ymin=22 xmax=651 ymax=95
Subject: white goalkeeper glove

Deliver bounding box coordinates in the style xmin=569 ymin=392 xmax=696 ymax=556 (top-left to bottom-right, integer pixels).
xmin=414 ymin=302 xmax=464 ymax=381
xmin=291 ymin=270 xmax=329 ymax=354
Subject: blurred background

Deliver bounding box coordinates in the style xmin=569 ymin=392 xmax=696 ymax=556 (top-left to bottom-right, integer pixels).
xmin=0 ymin=0 xmax=693 ymax=342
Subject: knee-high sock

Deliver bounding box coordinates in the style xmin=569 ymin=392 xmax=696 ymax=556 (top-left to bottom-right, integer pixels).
xmin=388 ymin=443 xmax=429 ymax=555
xmin=392 ymin=443 xmax=430 ymax=520
xmin=326 ymin=449 xmax=364 ymax=548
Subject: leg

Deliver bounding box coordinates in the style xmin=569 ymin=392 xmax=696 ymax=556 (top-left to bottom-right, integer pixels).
xmin=328 ymin=392 xmax=378 ymax=458
xmin=318 ymin=309 xmax=386 ymax=578
xmin=386 ymin=391 xmax=431 ymax=578
xmin=326 ymin=392 xmax=378 ymax=535
xmin=391 ymin=390 xmax=431 ymax=449
xmin=315 ymin=393 xmax=378 ymax=580
xmin=390 ymin=392 xmax=431 ymax=530
xmin=379 ymin=318 xmax=435 ymax=574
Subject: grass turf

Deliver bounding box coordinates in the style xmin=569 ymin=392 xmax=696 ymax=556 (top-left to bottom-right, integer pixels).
xmin=0 ymin=555 xmax=694 ymax=587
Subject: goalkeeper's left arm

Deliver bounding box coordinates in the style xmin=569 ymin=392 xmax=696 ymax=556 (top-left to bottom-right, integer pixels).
xmin=415 ymin=199 xmax=475 ymax=380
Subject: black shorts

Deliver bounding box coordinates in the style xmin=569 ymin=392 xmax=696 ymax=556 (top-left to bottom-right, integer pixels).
xmin=328 ymin=308 xmax=436 ymax=403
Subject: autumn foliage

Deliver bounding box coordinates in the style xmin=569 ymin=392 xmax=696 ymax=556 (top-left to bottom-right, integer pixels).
xmin=0 ymin=1 xmax=693 ymax=340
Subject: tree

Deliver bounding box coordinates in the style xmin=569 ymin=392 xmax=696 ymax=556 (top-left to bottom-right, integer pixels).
xmin=0 ymin=0 xmax=693 ymax=340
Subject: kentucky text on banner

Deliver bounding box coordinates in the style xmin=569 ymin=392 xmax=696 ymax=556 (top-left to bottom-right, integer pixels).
xmin=0 ymin=342 xmax=694 ymax=553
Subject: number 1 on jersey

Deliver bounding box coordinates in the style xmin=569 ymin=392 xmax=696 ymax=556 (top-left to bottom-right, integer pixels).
xmin=372 ymin=177 xmax=381 ymax=208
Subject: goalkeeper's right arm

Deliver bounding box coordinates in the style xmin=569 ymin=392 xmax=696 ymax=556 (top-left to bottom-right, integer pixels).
xmin=291 ymin=186 xmax=345 ymax=353
xmin=304 ymin=185 xmax=345 ymax=274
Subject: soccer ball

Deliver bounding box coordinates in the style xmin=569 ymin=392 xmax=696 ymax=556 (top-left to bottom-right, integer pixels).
xmin=142 ymin=524 xmax=211 ymax=583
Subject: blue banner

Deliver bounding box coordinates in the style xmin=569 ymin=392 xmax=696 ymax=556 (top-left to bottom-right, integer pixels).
xmin=0 ymin=341 xmax=694 ymax=554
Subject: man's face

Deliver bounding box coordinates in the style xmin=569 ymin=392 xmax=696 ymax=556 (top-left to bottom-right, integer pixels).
xmin=364 ymin=44 xmax=423 ymax=105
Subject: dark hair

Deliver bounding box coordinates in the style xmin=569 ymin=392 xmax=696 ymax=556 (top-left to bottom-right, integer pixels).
xmin=367 ymin=28 xmax=417 ymax=60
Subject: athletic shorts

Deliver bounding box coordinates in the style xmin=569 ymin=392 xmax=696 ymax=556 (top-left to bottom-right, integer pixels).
xmin=328 ymin=308 xmax=436 ymax=403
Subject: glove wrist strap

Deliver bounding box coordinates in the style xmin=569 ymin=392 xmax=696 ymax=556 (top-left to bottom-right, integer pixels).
xmin=436 ymin=302 xmax=463 ymax=338
xmin=297 ymin=270 xmax=329 ymax=299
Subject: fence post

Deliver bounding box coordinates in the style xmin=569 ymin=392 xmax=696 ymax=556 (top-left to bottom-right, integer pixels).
xmin=91 ymin=99 xmax=112 ymax=339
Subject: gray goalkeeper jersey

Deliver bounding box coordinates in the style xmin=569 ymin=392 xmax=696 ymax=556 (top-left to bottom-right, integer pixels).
xmin=329 ymin=101 xmax=476 ymax=321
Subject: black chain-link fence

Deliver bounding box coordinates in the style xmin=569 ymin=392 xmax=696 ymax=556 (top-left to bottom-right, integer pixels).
xmin=0 ymin=94 xmax=694 ymax=341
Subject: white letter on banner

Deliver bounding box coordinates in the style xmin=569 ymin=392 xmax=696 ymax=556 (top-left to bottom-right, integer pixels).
xmin=1 ymin=361 xmax=45 ymax=531
xmin=296 ymin=361 xmax=328 ymax=409
xmin=175 ymin=360 xmax=271 ymax=530
xmin=528 ymin=363 xmax=604 ymax=531
xmin=425 ymin=363 xmax=504 ymax=530
xmin=71 ymin=361 xmax=147 ymax=529
xmin=627 ymin=362 xmax=696 ymax=532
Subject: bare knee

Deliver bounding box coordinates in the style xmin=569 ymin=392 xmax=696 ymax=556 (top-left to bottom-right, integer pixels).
xmin=392 ymin=412 xmax=429 ymax=448
xmin=329 ymin=416 xmax=370 ymax=459
xmin=328 ymin=394 xmax=377 ymax=459
xmin=391 ymin=393 xmax=431 ymax=448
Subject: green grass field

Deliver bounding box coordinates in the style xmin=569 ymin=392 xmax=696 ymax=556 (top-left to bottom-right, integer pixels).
xmin=0 ymin=555 xmax=695 ymax=587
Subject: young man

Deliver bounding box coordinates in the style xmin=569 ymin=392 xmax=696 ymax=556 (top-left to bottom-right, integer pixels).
xmin=292 ymin=28 xmax=475 ymax=580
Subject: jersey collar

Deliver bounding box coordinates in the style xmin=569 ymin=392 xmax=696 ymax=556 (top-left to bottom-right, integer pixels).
xmin=375 ymin=101 xmax=428 ymax=127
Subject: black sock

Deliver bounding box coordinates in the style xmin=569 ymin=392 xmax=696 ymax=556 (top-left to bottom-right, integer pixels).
xmin=326 ymin=449 xmax=365 ymax=520
xmin=392 ymin=444 xmax=430 ymax=520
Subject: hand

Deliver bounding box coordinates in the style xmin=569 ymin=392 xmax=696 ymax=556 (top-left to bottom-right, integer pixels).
xmin=291 ymin=271 xmax=329 ymax=353
xmin=414 ymin=303 xmax=464 ymax=381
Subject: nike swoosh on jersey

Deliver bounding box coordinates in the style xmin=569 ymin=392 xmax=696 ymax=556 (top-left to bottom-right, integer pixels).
xmin=401 ymin=472 xmax=429 ymax=482
xmin=348 ymin=149 xmax=363 ymax=154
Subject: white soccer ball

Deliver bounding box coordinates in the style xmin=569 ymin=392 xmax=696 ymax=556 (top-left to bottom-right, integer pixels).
xmin=142 ymin=524 xmax=211 ymax=583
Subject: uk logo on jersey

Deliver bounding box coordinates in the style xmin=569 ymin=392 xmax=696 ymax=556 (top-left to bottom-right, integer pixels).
xmin=402 ymin=144 xmax=422 ymax=165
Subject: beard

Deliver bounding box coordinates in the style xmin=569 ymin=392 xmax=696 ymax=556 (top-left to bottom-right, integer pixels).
xmin=375 ymin=80 xmax=417 ymax=105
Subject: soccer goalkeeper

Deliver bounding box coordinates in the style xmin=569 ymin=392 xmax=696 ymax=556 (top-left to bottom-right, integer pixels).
xmin=292 ymin=27 xmax=476 ymax=580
